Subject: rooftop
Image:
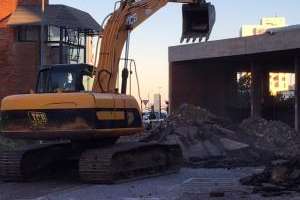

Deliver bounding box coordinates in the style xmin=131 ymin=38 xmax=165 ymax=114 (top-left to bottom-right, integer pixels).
xmin=7 ymin=4 xmax=102 ymax=34
xmin=169 ymin=25 xmax=300 ymax=62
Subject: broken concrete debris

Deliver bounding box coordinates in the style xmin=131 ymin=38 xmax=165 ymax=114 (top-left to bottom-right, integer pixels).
xmin=240 ymin=159 xmax=300 ymax=196
xmin=142 ymin=104 xmax=285 ymax=167
xmin=240 ymin=117 xmax=300 ymax=158
xmin=140 ymin=103 xmax=300 ymax=196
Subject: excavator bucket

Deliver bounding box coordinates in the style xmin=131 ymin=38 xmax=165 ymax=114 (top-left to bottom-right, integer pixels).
xmin=181 ymin=2 xmax=215 ymax=43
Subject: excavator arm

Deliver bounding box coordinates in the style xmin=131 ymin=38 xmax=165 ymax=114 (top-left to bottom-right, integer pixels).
xmin=93 ymin=0 xmax=215 ymax=93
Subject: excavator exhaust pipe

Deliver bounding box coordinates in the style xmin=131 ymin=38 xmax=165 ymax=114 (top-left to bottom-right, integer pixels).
xmin=181 ymin=2 xmax=216 ymax=43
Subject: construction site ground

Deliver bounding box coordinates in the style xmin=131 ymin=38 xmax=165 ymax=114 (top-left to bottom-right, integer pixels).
xmin=0 ymin=167 xmax=300 ymax=200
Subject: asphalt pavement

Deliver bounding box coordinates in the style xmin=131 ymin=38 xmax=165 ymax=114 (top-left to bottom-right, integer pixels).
xmin=1 ymin=168 xmax=300 ymax=200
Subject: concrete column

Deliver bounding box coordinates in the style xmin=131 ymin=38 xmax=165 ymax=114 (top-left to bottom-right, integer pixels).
xmin=169 ymin=62 xmax=173 ymax=113
xmin=262 ymin=70 xmax=270 ymax=104
xmin=251 ymin=62 xmax=262 ymax=118
xmin=295 ymin=56 xmax=300 ymax=131
xmin=225 ymin=68 xmax=238 ymax=106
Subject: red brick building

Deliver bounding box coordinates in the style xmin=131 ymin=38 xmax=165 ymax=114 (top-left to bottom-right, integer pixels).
xmin=0 ymin=0 xmax=100 ymax=100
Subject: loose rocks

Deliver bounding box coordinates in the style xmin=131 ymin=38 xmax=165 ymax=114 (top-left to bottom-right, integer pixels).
xmin=240 ymin=159 xmax=300 ymax=196
xmin=142 ymin=104 xmax=272 ymax=167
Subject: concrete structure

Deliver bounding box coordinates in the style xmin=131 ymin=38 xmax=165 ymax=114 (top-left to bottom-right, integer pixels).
xmin=0 ymin=0 xmax=101 ymax=99
xmin=153 ymin=93 xmax=162 ymax=113
xmin=169 ymin=26 xmax=300 ymax=130
xmin=241 ymin=17 xmax=295 ymax=96
xmin=241 ymin=17 xmax=286 ymax=37
xmin=269 ymin=72 xmax=295 ymax=95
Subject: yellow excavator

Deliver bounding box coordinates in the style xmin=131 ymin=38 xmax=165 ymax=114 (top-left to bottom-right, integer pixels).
xmin=0 ymin=0 xmax=215 ymax=183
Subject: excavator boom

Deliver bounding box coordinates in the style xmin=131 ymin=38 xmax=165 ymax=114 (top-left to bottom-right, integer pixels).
xmin=93 ymin=0 xmax=215 ymax=93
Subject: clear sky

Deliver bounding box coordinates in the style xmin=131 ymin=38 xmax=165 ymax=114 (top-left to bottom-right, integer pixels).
xmin=51 ymin=0 xmax=300 ymax=105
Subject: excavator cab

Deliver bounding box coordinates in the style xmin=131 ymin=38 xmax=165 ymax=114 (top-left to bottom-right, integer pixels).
xmin=36 ymin=64 xmax=94 ymax=93
xmin=181 ymin=2 xmax=215 ymax=42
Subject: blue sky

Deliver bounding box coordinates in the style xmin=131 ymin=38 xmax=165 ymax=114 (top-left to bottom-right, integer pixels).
xmin=51 ymin=0 xmax=300 ymax=103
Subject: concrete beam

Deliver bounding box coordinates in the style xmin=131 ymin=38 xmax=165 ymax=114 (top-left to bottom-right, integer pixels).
xmin=262 ymin=70 xmax=270 ymax=103
xmin=169 ymin=28 xmax=300 ymax=63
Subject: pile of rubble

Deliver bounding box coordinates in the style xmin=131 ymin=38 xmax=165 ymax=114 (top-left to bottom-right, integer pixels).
xmin=240 ymin=118 xmax=300 ymax=158
xmin=140 ymin=104 xmax=300 ymax=195
xmin=142 ymin=104 xmax=273 ymax=168
xmin=238 ymin=117 xmax=300 ymax=196
xmin=240 ymin=159 xmax=300 ymax=197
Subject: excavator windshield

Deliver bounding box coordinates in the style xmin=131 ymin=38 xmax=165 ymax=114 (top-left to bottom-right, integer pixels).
xmin=36 ymin=64 xmax=94 ymax=93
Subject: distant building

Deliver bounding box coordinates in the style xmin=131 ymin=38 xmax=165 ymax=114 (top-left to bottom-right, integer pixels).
xmin=240 ymin=17 xmax=294 ymax=96
xmin=0 ymin=0 xmax=101 ymax=99
xmin=240 ymin=17 xmax=286 ymax=37
xmin=153 ymin=94 xmax=162 ymax=113
xmin=269 ymin=73 xmax=295 ymax=96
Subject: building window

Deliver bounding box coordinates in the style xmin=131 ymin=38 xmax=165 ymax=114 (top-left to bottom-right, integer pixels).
xmin=17 ymin=26 xmax=39 ymax=42
xmin=48 ymin=25 xmax=60 ymax=42
xmin=273 ymin=75 xmax=279 ymax=81
xmin=46 ymin=25 xmax=86 ymax=64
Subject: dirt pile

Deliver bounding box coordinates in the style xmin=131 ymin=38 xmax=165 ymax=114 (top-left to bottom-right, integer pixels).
xmin=164 ymin=104 xmax=231 ymax=127
xmin=238 ymin=118 xmax=300 ymax=196
xmin=240 ymin=159 xmax=300 ymax=197
xmin=240 ymin=118 xmax=300 ymax=158
xmin=142 ymin=104 xmax=271 ymax=168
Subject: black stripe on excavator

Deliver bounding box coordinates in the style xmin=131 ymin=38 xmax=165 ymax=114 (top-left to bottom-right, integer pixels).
xmin=0 ymin=108 xmax=142 ymax=131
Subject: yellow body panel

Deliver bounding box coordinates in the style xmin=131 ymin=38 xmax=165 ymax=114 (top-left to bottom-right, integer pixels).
xmin=93 ymin=93 xmax=139 ymax=109
xmin=1 ymin=92 xmax=143 ymax=140
xmin=1 ymin=92 xmax=140 ymax=111
xmin=1 ymin=93 xmax=95 ymax=111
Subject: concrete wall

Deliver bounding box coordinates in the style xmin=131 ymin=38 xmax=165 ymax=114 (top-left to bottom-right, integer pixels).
xmin=170 ymin=52 xmax=300 ymax=127
xmin=169 ymin=29 xmax=300 ymax=126
xmin=170 ymin=61 xmax=239 ymax=118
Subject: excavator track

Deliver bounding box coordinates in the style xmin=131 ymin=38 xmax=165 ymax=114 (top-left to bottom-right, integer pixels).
xmin=79 ymin=142 xmax=183 ymax=183
xmin=0 ymin=142 xmax=183 ymax=183
xmin=0 ymin=150 xmax=23 ymax=181
xmin=0 ymin=142 xmax=72 ymax=181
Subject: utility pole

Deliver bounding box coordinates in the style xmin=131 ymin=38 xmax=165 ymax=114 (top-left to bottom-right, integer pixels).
xmin=40 ymin=0 xmax=45 ymax=66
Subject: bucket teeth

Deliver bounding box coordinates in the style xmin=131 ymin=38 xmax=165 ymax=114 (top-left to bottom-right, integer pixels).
xmin=181 ymin=2 xmax=216 ymax=43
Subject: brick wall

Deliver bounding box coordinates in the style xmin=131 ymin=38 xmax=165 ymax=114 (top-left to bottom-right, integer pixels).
xmin=0 ymin=5 xmax=39 ymax=100
xmin=0 ymin=18 xmax=16 ymax=99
